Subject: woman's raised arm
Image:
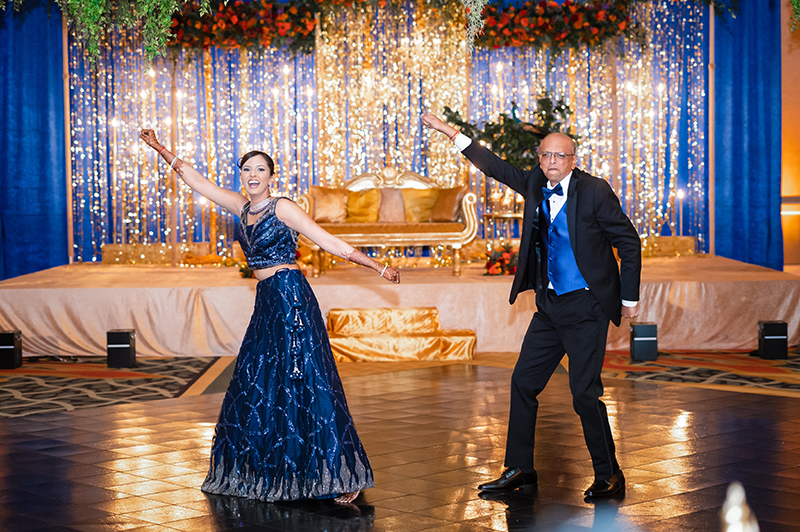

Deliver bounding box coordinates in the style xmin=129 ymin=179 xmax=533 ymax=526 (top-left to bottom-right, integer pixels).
xmin=139 ymin=129 xmax=246 ymax=215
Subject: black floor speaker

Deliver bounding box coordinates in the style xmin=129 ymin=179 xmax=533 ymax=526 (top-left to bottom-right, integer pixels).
xmin=758 ymin=321 xmax=788 ymax=360
xmin=107 ymin=329 xmax=136 ymax=368
xmin=0 ymin=330 xmax=22 ymax=369
xmin=630 ymin=322 xmax=658 ymax=361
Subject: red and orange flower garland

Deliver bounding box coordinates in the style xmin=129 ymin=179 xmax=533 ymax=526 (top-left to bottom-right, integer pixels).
xmin=166 ymin=0 xmax=318 ymax=54
xmin=166 ymin=0 xmax=646 ymax=54
xmin=478 ymin=0 xmax=644 ymax=50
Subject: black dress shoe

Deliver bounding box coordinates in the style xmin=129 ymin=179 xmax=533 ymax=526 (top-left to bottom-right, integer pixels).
xmin=584 ymin=472 xmax=625 ymax=498
xmin=478 ymin=467 xmax=538 ymax=492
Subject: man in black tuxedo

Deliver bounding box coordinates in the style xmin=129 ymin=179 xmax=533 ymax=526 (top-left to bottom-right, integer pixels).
xmin=421 ymin=113 xmax=642 ymax=498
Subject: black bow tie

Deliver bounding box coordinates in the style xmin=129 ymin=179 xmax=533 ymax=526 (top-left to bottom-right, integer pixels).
xmin=542 ymin=183 xmax=563 ymax=200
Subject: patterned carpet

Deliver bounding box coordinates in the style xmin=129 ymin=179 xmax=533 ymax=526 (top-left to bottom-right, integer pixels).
xmin=603 ymin=349 xmax=800 ymax=397
xmin=0 ymin=356 xmax=216 ymax=417
xmin=3 ymin=350 xmax=800 ymax=418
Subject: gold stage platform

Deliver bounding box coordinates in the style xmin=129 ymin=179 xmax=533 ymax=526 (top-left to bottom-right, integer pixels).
xmin=0 ymin=256 xmax=798 ymax=358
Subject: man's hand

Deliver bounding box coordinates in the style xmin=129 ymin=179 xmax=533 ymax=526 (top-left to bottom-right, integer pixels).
xmin=421 ymin=113 xmax=458 ymax=138
xmin=621 ymin=304 xmax=639 ymax=319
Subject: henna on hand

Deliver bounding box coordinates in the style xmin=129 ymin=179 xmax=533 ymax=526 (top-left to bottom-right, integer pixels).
xmin=344 ymin=249 xmax=400 ymax=284
xmin=382 ymin=266 xmax=401 ymax=284
xmin=139 ymin=129 xmax=163 ymax=151
xmin=343 ymin=249 xmax=376 ymax=268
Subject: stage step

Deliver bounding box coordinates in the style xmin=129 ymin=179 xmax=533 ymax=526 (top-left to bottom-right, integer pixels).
xmin=326 ymin=307 xmax=476 ymax=362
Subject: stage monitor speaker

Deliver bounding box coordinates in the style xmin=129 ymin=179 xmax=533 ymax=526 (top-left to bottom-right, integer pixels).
xmin=758 ymin=321 xmax=788 ymax=360
xmin=0 ymin=330 xmax=22 ymax=369
xmin=107 ymin=329 xmax=136 ymax=368
xmin=630 ymin=322 xmax=658 ymax=361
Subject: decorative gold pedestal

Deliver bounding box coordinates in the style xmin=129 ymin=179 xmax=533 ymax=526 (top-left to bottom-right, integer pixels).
xmin=327 ymin=307 xmax=476 ymax=362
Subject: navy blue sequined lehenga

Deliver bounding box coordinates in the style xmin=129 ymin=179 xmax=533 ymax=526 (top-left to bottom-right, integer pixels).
xmin=201 ymin=197 xmax=373 ymax=502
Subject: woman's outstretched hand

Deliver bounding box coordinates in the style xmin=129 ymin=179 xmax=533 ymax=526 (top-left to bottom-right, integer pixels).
xmin=381 ymin=266 xmax=401 ymax=284
xmin=139 ymin=129 xmax=163 ymax=151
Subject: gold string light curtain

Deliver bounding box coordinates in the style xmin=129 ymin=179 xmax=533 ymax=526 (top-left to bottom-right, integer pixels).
xmin=66 ymin=0 xmax=707 ymax=263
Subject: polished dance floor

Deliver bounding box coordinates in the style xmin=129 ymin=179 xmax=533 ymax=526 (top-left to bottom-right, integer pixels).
xmin=1 ymin=360 xmax=799 ymax=532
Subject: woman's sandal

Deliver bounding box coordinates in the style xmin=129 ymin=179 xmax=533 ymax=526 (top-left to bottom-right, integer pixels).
xmin=334 ymin=490 xmax=360 ymax=504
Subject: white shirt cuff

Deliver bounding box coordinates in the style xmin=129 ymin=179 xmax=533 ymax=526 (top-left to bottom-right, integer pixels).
xmin=622 ymin=300 xmax=638 ymax=307
xmin=453 ymin=133 xmax=472 ymax=151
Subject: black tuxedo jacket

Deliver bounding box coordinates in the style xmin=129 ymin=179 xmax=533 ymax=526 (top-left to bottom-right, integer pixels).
xmin=463 ymin=142 xmax=641 ymax=326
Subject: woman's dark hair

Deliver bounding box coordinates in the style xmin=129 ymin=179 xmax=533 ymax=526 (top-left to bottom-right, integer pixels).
xmin=238 ymin=150 xmax=275 ymax=175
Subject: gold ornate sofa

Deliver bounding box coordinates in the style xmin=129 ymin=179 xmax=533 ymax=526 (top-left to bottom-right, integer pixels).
xmin=297 ymin=168 xmax=478 ymax=276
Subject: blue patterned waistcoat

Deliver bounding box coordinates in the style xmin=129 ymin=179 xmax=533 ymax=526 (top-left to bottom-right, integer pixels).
xmin=543 ymin=201 xmax=589 ymax=295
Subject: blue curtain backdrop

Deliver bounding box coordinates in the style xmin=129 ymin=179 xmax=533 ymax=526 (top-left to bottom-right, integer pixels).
xmin=714 ymin=1 xmax=783 ymax=271
xmin=0 ymin=0 xmax=68 ymax=281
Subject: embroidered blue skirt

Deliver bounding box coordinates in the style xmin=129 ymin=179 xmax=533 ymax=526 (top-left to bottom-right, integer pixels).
xmin=201 ymin=269 xmax=373 ymax=501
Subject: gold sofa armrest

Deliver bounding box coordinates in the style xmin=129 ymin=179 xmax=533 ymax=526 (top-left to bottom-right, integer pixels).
xmin=296 ymin=194 xmax=312 ymax=216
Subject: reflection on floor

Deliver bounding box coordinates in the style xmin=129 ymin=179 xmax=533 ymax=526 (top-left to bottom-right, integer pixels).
xmin=1 ymin=363 xmax=799 ymax=531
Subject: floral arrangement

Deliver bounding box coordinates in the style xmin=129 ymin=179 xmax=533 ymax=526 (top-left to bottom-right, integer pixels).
xmin=239 ymin=263 xmax=255 ymax=278
xmin=165 ymin=0 xmax=456 ymax=54
xmin=2 ymin=0 xmax=744 ymax=62
xmin=163 ymin=0 xmax=735 ymax=56
xmin=476 ymin=0 xmax=646 ymax=51
xmin=485 ymin=244 xmax=518 ymax=275
xmin=166 ymin=0 xmax=646 ymax=54
xmin=166 ymin=0 xmax=318 ymax=54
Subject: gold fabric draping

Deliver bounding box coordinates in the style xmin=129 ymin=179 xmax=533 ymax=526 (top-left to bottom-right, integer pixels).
xmin=329 ymin=332 xmax=477 ymax=362
xmin=327 ymin=307 xmax=440 ymax=335
xmin=326 ymin=307 xmax=476 ymax=362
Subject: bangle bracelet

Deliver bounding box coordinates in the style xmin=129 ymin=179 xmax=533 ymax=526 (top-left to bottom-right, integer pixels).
xmin=157 ymin=146 xmax=166 ymax=155
xmin=448 ymin=131 xmax=459 ymax=141
xmin=380 ymin=265 xmax=388 ymax=278
xmin=169 ymin=157 xmax=179 ymax=170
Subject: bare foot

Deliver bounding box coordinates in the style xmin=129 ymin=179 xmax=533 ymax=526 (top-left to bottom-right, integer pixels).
xmin=334 ymin=490 xmax=360 ymax=504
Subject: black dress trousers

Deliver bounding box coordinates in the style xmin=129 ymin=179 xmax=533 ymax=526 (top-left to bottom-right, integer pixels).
xmin=504 ymin=287 xmax=619 ymax=480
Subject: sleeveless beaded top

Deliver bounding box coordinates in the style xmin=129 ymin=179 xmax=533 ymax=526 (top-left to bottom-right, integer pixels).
xmin=239 ymin=197 xmax=299 ymax=270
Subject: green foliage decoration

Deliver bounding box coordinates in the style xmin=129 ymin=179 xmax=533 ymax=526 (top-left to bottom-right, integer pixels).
xmin=58 ymin=0 xmax=109 ymax=60
xmin=0 ymin=0 xmax=212 ymax=63
xmin=137 ymin=0 xmax=183 ymax=60
xmin=793 ymin=0 xmax=800 ymax=32
xmin=442 ymin=95 xmax=575 ymax=170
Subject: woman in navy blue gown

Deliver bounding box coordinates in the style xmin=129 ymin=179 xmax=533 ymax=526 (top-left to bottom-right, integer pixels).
xmin=140 ymin=129 xmax=400 ymax=504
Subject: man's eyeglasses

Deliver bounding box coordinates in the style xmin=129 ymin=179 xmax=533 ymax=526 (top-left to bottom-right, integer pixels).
xmin=538 ymin=152 xmax=575 ymax=161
